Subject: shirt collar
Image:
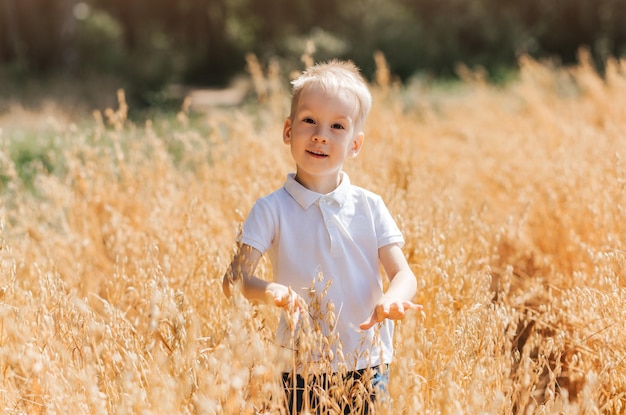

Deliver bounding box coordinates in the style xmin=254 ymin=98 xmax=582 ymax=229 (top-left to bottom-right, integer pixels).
xmin=284 ymin=172 xmax=351 ymax=209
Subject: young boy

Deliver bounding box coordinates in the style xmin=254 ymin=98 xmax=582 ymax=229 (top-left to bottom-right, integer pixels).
xmin=223 ymin=60 xmax=420 ymax=414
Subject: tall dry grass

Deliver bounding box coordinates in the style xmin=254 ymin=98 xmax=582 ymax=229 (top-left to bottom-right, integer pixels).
xmin=1 ymin=51 xmax=626 ymax=414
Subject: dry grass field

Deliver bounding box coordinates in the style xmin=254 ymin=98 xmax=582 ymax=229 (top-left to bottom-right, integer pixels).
xmin=1 ymin=51 xmax=626 ymax=414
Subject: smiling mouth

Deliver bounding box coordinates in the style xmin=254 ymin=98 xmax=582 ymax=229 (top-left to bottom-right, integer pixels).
xmin=307 ymin=149 xmax=328 ymax=157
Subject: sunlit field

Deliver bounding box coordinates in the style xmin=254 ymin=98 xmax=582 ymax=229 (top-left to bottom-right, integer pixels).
xmin=1 ymin=51 xmax=626 ymax=414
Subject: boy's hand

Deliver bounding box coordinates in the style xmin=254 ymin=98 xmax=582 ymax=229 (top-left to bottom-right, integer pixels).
xmin=265 ymin=283 xmax=306 ymax=312
xmin=359 ymin=299 xmax=422 ymax=330
xmin=266 ymin=284 xmax=307 ymax=331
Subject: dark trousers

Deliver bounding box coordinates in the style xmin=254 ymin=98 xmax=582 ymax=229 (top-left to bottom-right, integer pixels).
xmin=282 ymin=365 xmax=389 ymax=414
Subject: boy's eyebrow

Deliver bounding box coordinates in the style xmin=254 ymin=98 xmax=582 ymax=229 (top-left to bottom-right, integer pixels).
xmin=295 ymin=107 xmax=353 ymax=122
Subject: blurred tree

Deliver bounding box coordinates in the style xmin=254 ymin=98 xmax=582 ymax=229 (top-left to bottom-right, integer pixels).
xmin=0 ymin=0 xmax=81 ymax=73
xmin=1 ymin=0 xmax=22 ymax=63
xmin=58 ymin=0 xmax=79 ymax=70
xmin=90 ymin=0 xmax=244 ymax=86
xmin=74 ymin=5 xmax=124 ymax=73
xmin=2 ymin=0 xmax=626 ymax=102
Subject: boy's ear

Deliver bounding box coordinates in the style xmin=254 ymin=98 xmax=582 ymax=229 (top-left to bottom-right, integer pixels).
xmin=351 ymin=132 xmax=365 ymax=157
xmin=283 ymin=118 xmax=292 ymax=144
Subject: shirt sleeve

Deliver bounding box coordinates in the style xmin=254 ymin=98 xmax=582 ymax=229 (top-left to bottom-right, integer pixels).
xmin=238 ymin=198 xmax=276 ymax=254
xmin=372 ymin=195 xmax=405 ymax=248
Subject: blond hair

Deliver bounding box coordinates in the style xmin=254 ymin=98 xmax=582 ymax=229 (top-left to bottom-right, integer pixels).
xmin=289 ymin=60 xmax=372 ymax=130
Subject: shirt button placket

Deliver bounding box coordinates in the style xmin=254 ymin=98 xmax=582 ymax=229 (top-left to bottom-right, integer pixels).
xmin=320 ymin=198 xmax=342 ymax=257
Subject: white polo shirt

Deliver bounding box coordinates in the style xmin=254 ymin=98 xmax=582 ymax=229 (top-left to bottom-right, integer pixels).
xmin=240 ymin=172 xmax=404 ymax=371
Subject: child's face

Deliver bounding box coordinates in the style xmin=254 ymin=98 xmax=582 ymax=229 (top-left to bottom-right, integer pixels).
xmin=283 ymin=85 xmax=364 ymax=189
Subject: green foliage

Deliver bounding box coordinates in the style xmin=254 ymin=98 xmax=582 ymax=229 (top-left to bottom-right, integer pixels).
xmin=1 ymin=0 xmax=625 ymax=99
xmin=75 ymin=9 xmax=125 ymax=73
xmin=5 ymin=131 xmax=60 ymax=193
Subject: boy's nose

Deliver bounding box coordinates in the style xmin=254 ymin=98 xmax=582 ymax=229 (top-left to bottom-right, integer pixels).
xmin=312 ymin=132 xmax=327 ymax=143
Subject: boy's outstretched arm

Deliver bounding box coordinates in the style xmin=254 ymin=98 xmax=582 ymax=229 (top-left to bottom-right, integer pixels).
xmin=222 ymin=243 xmax=262 ymax=299
xmin=223 ymin=243 xmax=305 ymax=310
xmin=360 ymin=243 xmax=421 ymax=330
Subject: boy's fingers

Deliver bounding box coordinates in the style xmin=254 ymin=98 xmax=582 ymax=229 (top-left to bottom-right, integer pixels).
xmin=360 ymin=302 xmax=424 ymax=330
xmin=359 ymin=314 xmax=377 ymax=331
xmin=269 ymin=291 xmax=286 ymax=306
xmin=404 ymin=301 xmax=422 ymax=310
xmin=265 ymin=288 xmax=288 ymax=308
xmin=391 ymin=301 xmax=423 ymax=319
xmin=271 ymin=289 xmax=307 ymax=313
xmin=359 ymin=304 xmax=386 ymax=330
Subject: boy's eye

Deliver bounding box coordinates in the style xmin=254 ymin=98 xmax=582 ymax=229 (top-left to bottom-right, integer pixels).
xmin=303 ymin=117 xmax=315 ymax=124
xmin=331 ymin=123 xmax=344 ymax=130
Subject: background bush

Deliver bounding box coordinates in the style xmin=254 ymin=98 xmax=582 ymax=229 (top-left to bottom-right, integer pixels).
xmin=1 ymin=0 xmax=625 ymax=103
